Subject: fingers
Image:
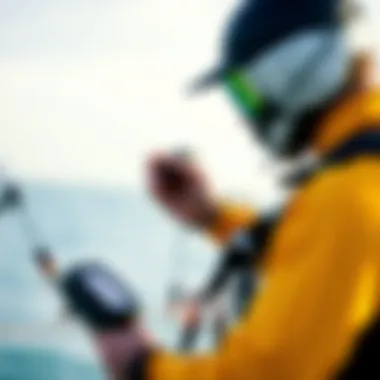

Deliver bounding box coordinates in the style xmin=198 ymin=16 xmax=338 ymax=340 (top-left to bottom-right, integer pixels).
xmin=145 ymin=150 xmax=199 ymax=200
xmin=144 ymin=149 xmax=215 ymax=227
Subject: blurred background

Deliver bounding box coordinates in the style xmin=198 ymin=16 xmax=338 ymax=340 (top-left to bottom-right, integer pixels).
xmin=0 ymin=0 xmax=379 ymax=379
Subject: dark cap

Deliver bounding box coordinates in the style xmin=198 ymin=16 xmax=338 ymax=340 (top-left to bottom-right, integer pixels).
xmin=189 ymin=0 xmax=341 ymax=94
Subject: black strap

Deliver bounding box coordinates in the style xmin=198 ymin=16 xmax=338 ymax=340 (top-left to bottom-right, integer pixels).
xmin=177 ymin=322 xmax=202 ymax=352
xmin=335 ymin=316 xmax=380 ymax=380
xmin=203 ymin=210 xmax=280 ymax=302
xmin=325 ymin=129 xmax=380 ymax=166
xmin=285 ymin=128 xmax=380 ymax=186
xmin=125 ymin=349 xmax=153 ymax=380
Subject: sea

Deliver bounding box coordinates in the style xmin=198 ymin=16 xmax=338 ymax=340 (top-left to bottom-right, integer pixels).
xmin=0 ymin=181 xmax=218 ymax=380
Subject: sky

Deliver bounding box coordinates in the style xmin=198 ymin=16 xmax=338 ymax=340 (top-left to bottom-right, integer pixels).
xmin=0 ymin=0 xmax=379 ymax=205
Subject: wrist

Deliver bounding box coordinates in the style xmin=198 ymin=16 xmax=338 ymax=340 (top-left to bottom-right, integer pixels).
xmin=191 ymin=198 xmax=219 ymax=230
xmin=95 ymin=323 xmax=153 ymax=380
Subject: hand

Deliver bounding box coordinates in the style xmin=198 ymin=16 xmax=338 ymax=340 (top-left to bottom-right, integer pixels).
xmin=145 ymin=150 xmax=217 ymax=228
xmin=61 ymin=263 xmax=153 ymax=380
xmin=94 ymin=320 xmax=154 ymax=380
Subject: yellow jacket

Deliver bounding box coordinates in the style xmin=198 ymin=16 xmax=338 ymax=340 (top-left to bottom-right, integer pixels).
xmin=147 ymin=89 xmax=380 ymax=380
xmin=206 ymin=200 xmax=257 ymax=245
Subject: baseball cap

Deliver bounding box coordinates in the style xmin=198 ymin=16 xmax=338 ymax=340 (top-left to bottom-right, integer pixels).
xmin=188 ymin=0 xmax=341 ymax=94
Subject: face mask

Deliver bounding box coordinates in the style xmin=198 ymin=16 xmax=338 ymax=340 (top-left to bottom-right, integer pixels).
xmin=222 ymin=29 xmax=352 ymax=158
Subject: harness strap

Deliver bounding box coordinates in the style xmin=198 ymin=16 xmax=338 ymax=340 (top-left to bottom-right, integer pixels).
xmin=284 ymin=128 xmax=380 ymax=186
xmin=325 ymin=128 xmax=380 ymax=166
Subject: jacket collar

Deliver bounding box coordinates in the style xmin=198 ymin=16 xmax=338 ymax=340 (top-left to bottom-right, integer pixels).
xmin=312 ymin=89 xmax=380 ymax=156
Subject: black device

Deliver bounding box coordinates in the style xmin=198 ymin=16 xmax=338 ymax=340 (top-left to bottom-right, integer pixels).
xmin=61 ymin=262 xmax=140 ymax=332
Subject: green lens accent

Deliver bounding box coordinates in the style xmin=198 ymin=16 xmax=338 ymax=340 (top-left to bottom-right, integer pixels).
xmin=224 ymin=72 xmax=263 ymax=117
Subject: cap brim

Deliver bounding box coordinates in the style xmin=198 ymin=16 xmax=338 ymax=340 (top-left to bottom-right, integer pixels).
xmin=186 ymin=67 xmax=227 ymax=96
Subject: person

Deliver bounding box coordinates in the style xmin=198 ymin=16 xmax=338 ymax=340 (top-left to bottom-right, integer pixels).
xmin=146 ymin=149 xmax=265 ymax=348
xmin=146 ymin=147 xmax=285 ymax=334
xmin=74 ymin=0 xmax=380 ymax=379
xmin=55 ymin=0 xmax=380 ymax=379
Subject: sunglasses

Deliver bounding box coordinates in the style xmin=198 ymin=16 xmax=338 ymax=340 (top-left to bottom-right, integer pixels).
xmin=223 ymin=71 xmax=279 ymax=127
xmin=223 ymin=71 xmax=263 ymax=118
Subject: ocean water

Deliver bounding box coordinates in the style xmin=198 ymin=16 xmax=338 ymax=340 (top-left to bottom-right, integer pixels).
xmin=0 ymin=346 xmax=104 ymax=380
xmin=0 ymin=181 xmax=217 ymax=379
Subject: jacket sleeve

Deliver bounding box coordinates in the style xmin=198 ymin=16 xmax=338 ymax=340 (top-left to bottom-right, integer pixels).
xmin=205 ymin=201 xmax=257 ymax=245
xmin=147 ymin=180 xmax=377 ymax=380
